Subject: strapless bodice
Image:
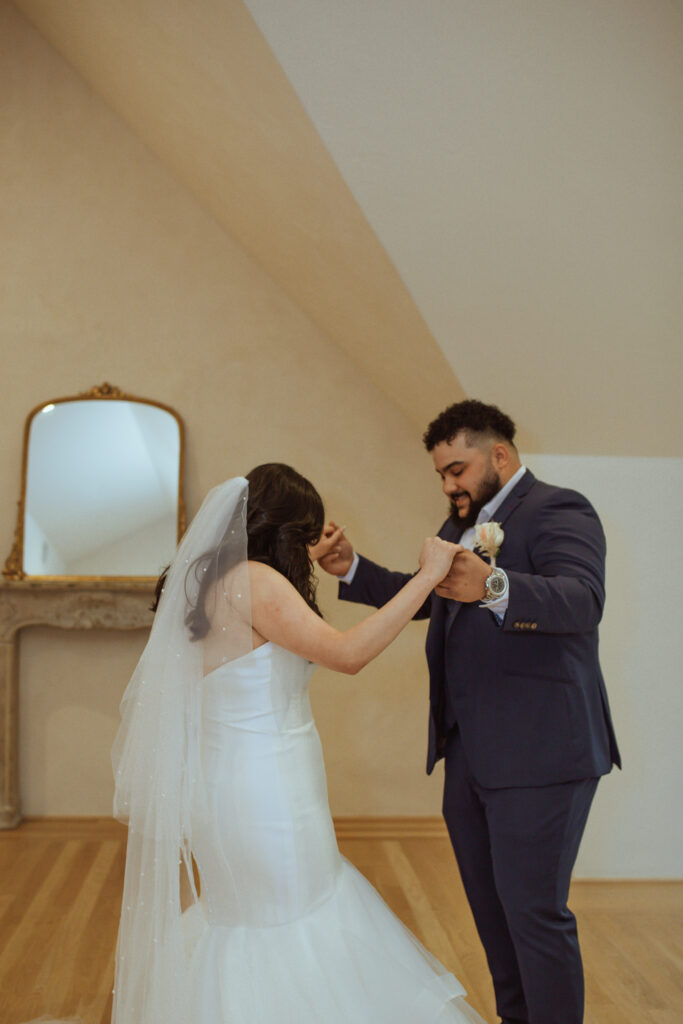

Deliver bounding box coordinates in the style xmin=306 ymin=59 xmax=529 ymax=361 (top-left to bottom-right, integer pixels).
xmin=201 ymin=641 xmax=317 ymax=734
xmin=192 ymin=640 xmax=339 ymax=928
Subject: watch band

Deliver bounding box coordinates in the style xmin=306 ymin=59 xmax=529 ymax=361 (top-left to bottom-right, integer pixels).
xmin=483 ymin=567 xmax=508 ymax=603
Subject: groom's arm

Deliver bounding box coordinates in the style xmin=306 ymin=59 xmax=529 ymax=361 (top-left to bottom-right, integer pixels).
xmin=340 ymin=555 xmax=433 ymax=620
xmin=503 ymin=488 xmax=606 ymax=635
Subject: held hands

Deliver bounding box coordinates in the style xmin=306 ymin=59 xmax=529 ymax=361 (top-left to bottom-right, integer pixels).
xmin=434 ymin=548 xmax=490 ymax=603
xmin=310 ymin=523 xmax=486 ymax=601
xmin=419 ymin=537 xmax=462 ymax=585
xmin=311 ymin=524 xmax=466 ymax=590
xmin=309 ymin=521 xmax=355 ymax=576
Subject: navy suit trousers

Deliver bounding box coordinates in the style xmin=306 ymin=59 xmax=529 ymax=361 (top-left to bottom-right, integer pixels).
xmin=442 ymin=731 xmax=598 ymax=1024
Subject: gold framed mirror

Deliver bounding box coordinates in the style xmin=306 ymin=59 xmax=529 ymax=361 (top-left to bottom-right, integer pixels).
xmin=2 ymin=383 xmax=186 ymax=581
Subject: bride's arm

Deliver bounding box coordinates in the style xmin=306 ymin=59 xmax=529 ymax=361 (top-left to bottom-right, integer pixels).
xmin=249 ymin=538 xmax=459 ymax=674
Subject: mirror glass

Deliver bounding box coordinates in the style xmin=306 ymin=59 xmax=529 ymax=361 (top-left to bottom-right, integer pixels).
xmin=23 ymin=399 xmax=182 ymax=576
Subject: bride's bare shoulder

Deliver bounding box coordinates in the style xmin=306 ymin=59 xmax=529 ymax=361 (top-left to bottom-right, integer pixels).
xmin=246 ymin=559 xmax=278 ymax=581
xmin=247 ymin=560 xmax=297 ymax=600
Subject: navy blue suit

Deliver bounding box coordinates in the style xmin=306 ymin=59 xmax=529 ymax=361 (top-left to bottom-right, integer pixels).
xmin=340 ymin=470 xmax=620 ymax=1024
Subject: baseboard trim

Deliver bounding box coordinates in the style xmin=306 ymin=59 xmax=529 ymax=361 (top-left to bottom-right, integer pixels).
xmin=14 ymin=814 xmax=448 ymax=840
xmin=8 ymin=817 xmax=682 ymax=882
xmin=333 ymin=816 xmax=449 ymax=839
xmin=11 ymin=815 xmax=126 ymax=837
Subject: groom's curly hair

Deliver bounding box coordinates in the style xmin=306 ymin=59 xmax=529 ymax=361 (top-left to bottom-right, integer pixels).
xmin=422 ymin=399 xmax=516 ymax=451
xmin=153 ymin=464 xmax=325 ymax=636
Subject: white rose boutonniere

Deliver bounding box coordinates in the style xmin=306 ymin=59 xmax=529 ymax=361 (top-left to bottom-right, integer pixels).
xmin=473 ymin=521 xmax=504 ymax=567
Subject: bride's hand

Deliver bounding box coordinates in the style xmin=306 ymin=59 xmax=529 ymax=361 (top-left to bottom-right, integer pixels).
xmin=419 ymin=537 xmax=461 ymax=584
xmin=309 ymin=522 xmax=354 ymax=575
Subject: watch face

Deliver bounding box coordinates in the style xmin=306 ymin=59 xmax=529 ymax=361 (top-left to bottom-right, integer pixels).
xmin=489 ymin=573 xmax=506 ymax=596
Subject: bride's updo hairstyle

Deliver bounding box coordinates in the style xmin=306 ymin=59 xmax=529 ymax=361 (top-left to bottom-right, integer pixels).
xmin=155 ymin=463 xmax=326 ymax=638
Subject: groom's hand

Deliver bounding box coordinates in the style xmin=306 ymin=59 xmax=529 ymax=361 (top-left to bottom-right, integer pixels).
xmin=434 ymin=549 xmax=490 ymax=603
xmin=309 ymin=522 xmax=355 ymax=576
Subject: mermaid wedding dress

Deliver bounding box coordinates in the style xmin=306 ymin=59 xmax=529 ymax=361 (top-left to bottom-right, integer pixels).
xmin=183 ymin=639 xmax=484 ymax=1022
xmin=19 ymin=479 xmax=483 ymax=1024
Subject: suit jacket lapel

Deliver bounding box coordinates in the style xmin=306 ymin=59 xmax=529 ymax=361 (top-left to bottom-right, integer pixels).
xmin=443 ymin=470 xmax=537 ymax=638
xmin=492 ymin=469 xmax=536 ymax=531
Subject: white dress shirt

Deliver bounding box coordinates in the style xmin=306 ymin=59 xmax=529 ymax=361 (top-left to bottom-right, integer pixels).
xmin=339 ymin=466 xmax=527 ymax=623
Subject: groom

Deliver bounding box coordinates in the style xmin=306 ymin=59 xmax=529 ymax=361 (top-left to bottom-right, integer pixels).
xmin=316 ymin=399 xmax=620 ymax=1024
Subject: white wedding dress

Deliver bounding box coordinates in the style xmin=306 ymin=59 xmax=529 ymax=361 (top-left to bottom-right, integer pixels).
xmin=182 ymin=640 xmax=484 ymax=1023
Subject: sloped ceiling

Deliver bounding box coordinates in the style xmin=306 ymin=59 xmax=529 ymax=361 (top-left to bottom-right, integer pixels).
xmin=11 ymin=0 xmax=683 ymax=454
xmin=242 ymin=0 xmax=683 ymax=456
xmin=10 ymin=0 xmax=462 ymax=435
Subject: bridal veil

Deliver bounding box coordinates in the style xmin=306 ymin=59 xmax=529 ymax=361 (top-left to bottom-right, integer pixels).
xmin=110 ymin=476 xmax=251 ymax=1024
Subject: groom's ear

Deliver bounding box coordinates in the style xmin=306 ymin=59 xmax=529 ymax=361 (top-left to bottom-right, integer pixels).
xmin=491 ymin=442 xmax=510 ymax=470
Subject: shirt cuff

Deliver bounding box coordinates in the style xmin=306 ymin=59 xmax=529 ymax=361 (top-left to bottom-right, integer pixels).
xmin=478 ymin=593 xmax=509 ymax=623
xmin=338 ymin=551 xmax=360 ymax=585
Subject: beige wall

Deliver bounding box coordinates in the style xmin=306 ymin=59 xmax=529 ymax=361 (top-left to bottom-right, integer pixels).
xmin=11 ymin=0 xmax=462 ymax=432
xmin=2 ymin=3 xmax=681 ymax=878
xmin=1 ymin=5 xmax=446 ymax=819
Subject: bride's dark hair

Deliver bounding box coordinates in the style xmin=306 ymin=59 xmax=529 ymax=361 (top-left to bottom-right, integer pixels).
xmin=152 ymin=464 xmax=325 ymax=637
xmin=244 ymin=462 xmax=325 ymax=613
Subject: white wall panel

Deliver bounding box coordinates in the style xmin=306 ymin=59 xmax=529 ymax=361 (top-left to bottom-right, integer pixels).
xmin=524 ymin=454 xmax=683 ymax=877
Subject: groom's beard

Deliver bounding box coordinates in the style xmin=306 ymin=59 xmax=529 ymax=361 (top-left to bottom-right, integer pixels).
xmin=449 ymin=469 xmax=502 ymax=531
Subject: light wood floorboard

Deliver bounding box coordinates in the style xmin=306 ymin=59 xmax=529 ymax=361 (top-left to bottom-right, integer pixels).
xmin=0 ymin=819 xmax=680 ymax=1023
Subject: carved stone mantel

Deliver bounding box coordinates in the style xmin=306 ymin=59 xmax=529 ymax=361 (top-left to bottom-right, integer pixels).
xmin=0 ymin=578 xmax=154 ymax=829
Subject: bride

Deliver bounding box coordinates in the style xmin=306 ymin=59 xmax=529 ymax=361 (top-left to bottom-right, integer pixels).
xmin=110 ymin=464 xmax=485 ymax=1023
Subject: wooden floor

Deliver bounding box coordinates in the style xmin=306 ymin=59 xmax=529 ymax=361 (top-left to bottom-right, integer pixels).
xmin=0 ymin=818 xmax=681 ymax=1023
